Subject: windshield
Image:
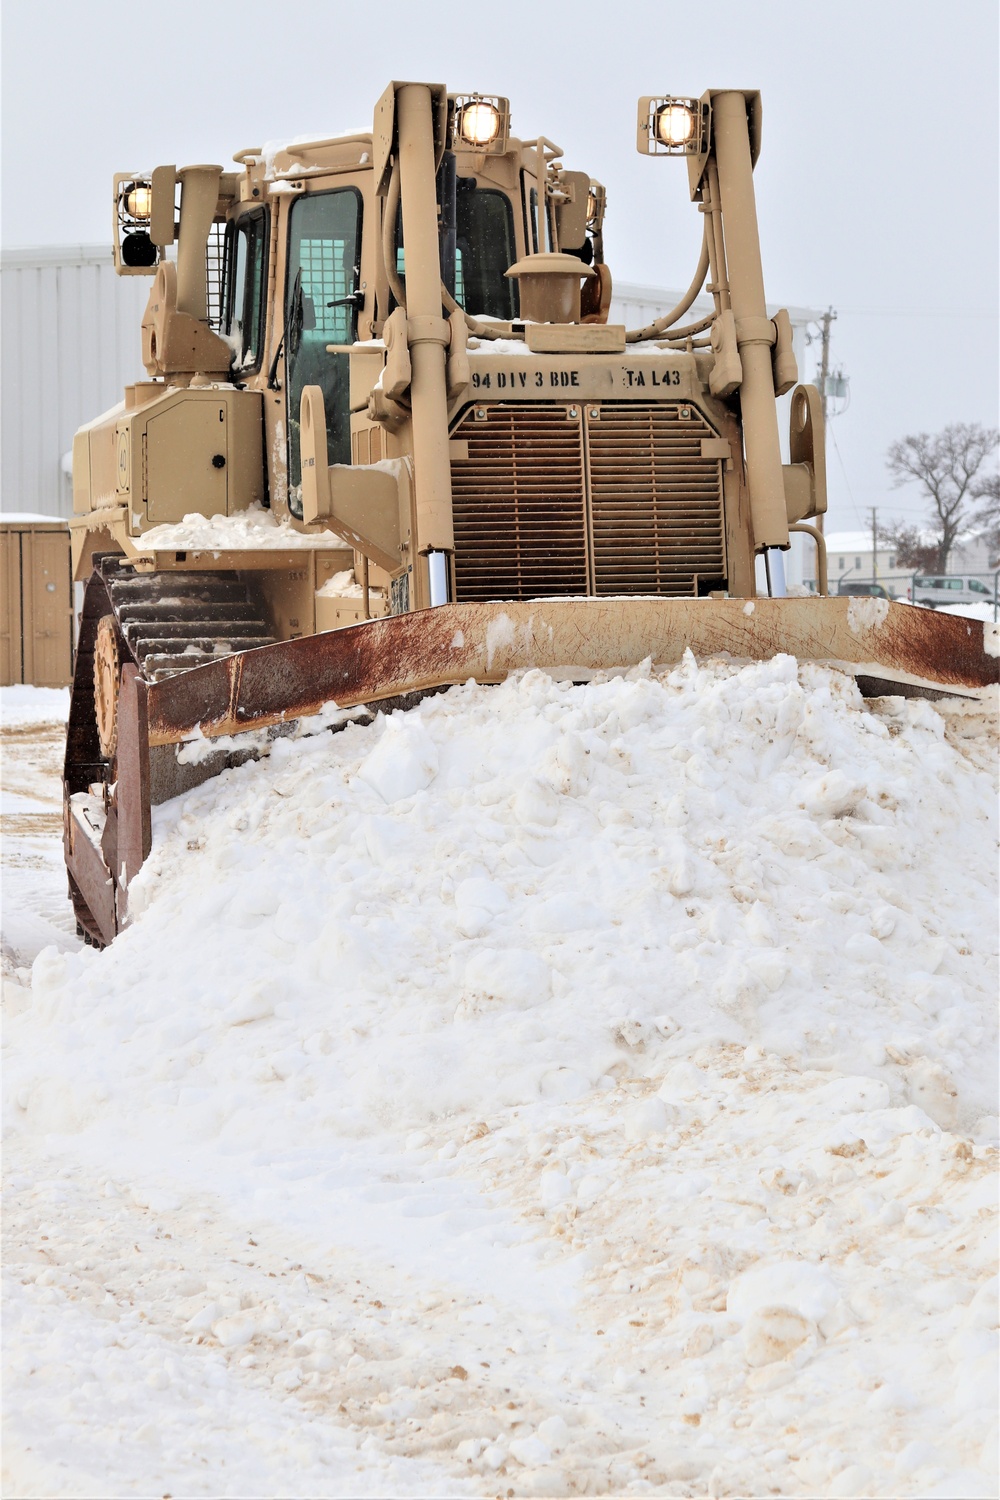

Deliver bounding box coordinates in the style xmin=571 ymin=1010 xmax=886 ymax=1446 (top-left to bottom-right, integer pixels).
xmin=405 ymin=164 xmax=518 ymax=321
xmin=454 ymin=181 xmax=517 ymax=320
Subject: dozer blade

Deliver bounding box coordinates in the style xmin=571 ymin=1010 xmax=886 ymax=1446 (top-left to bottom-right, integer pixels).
xmin=146 ymin=596 xmax=997 ymax=748
xmin=67 ymin=596 xmax=996 ymax=946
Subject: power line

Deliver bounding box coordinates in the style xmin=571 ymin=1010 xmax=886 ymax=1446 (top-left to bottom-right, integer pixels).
xmin=827 ymin=420 xmax=867 ymax=531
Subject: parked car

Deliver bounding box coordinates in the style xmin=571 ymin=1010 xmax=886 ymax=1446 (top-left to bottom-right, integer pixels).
xmin=909 ymin=575 xmax=997 ymax=608
xmin=837 ymin=581 xmax=894 ymax=599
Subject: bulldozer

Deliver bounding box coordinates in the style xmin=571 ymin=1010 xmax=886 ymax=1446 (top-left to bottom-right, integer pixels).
xmin=65 ymin=81 xmax=998 ymax=946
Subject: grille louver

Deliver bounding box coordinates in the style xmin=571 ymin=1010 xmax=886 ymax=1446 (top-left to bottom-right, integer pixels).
xmin=450 ymin=400 xmax=727 ymax=602
xmin=589 ymin=405 xmax=726 ymax=595
xmin=451 ymin=405 xmax=588 ymax=601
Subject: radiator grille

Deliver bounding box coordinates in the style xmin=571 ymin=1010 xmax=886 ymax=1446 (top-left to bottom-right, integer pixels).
xmin=451 ymin=404 xmax=588 ymax=601
xmin=450 ymin=400 xmax=727 ymax=602
xmin=589 ymin=404 xmax=726 ymax=595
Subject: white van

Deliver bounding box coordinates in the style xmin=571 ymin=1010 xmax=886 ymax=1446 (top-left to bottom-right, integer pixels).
xmin=910 ymin=575 xmax=997 ymax=608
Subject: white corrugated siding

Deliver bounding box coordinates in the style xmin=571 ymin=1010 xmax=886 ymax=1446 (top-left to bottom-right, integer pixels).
xmin=1 ymin=247 xmax=150 ymax=518
xmin=611 ymin=280 xmax=814 ymax=373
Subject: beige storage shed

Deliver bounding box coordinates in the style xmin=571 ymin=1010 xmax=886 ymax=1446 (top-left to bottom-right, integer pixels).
xmin=1 ymin=514 xmax=74 ymax=686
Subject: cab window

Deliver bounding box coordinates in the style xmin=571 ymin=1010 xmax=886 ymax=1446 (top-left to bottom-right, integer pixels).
xmin=454 ymin=182 xmax=517 ymax=320
xmin=223 ymin=209 xmax=268 ymax=372
xmin=285 ymin=188 xmax=363 ymax=513
xmin=399 ymin=177 xmax=517 ymax=320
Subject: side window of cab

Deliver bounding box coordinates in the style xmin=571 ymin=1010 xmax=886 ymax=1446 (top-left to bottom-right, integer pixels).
xmin=223 ymin=209 xmax=269 ymax=372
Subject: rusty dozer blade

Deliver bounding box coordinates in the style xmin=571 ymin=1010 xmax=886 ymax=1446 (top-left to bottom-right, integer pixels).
xmin=146 ymin=596 xmax=998 ymax=748
xmin=68 ymin=595 xmax=997 ymax=946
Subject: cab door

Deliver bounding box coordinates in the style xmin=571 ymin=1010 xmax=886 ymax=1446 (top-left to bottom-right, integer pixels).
xmin=284 ymin=189 xmax=363 ymax=517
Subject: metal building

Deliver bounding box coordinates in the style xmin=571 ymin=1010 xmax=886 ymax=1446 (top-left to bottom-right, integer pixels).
xmin=2 ymin=247 xmax=148 ymax=519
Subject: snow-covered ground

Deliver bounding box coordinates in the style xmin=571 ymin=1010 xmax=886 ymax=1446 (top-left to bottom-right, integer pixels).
xmin=936 ymin=602 xmax=999 ymax=624
xmin=2 ymin=662 xmax=998 ymax=1499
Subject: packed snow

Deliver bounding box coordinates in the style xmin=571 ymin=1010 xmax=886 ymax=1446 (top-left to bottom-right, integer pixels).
xmin=317 ymin=569 xmax=365 ymax=599
xmin=2 ymin=659 xmax=998 ymax=1499
xmin=135 ymin=503 xmax=349 ymax=553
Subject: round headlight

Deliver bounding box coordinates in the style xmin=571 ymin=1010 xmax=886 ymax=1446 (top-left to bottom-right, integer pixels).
xmin=457 ymin=100 xmax=501 ymax=148
xmin=121 ymin=230 xmax=157 ymax=268
xmin=654 ymin=102 xmax=695 ymax=147
xmin=125 ymin=184 xmax=152 ymax=221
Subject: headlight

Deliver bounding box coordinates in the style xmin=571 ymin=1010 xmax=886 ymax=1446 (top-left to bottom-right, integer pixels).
xmin=449 ymin=93 xmax=510 ymax=154
xmin=655 ymin=102 xmax=695 ymax=146
xmin=456 ymin=99 xmax=501 ymax=147
xmin=636 ymin=95 xmax=709 ymax=157
xmin=125 ymin=183 xmax=152 ymax=221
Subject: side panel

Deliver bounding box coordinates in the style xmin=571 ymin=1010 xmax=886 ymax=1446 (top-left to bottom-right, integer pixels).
xmin=21 ymin=528 xmax=74 ymax=687
xmin=1 ymin=530 xmax=23 ymax=685
xmin=144 ymin=398 xmax=229 ymax=522
xmin=255 ymin=549 xmax=354 ymax=641
xmin=89 ymin=414 xmax=120 ymax=512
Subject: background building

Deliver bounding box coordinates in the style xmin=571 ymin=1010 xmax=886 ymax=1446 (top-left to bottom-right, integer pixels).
xmin=806 ymin=531 xmax=1000 ymax=598
xmin=1 ymin=247 xmax=151 ymax=519
xmin=812 ymin=531 xmax=911 ymax=597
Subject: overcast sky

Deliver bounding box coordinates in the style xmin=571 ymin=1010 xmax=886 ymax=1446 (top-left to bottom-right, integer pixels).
xmin=2 ymin=0 xmax=997 ymax=535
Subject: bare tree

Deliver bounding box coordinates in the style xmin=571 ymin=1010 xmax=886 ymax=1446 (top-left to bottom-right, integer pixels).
xmin=885 ymin=422 xmax=999 ymax=572
xmin=971 ymin=471 xmax=1000 ymax=560
xmin=876 ymin=521 xmax=939 ymax=574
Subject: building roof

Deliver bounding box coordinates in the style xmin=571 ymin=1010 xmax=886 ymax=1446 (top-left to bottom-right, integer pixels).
xmin=824 ymin=532 xmax=882 ymax=553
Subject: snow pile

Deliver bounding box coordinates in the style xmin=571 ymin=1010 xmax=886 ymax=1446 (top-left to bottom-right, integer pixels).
xmin=87 ymin=655 xmax=998 ymax=1133
xmin=135 ymin=502 xmax=349 ymax=553
xmin=5 ymin=659 xmax=999 ymax=1497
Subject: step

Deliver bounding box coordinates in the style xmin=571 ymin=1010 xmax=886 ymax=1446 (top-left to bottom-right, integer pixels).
xmin=123 ymin=618 xmax=271 ymax=644
xmin=116 ymin=601 xmax=261 ymax=624
xmin=110 ymin=577 xmax=248 ymax=606
xmin=133 ymin=634 xmax=275 ymax=657
xmin=141 ymin=652 xmax=237 ymax=675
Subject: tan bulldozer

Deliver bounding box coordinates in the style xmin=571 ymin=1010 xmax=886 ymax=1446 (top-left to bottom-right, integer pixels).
xmin=65 ymin=82 xmax=997 ymax=944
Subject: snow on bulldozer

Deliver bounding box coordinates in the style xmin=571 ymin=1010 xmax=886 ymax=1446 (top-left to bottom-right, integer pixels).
xmin=65 ymin=82 xmax=998 ymax=945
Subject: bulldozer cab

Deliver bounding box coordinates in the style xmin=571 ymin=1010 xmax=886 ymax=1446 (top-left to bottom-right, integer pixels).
xmin=209 ymin=121 xmax=595 ymax=528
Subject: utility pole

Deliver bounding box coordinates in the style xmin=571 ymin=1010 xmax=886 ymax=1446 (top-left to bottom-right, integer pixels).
xmin=871 ymin=506 xmax=878 ymax=584
xmin=807 ymin=306 xmax=837 ymax=538
xmin=817 ymin=306 xmax=837 ymax=425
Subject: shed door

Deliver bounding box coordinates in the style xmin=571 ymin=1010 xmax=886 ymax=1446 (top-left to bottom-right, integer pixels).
xmin=21 ymin=530 xmax=73 ymax=687
xmin=1 ymin=530 xmax=23 ymax=685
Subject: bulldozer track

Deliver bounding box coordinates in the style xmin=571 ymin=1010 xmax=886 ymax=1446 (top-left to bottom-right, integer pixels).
xmin=97 ymin=557 xmax=275 ymax=682
xmin=63 ymin=556 xmax=275 ymax=947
